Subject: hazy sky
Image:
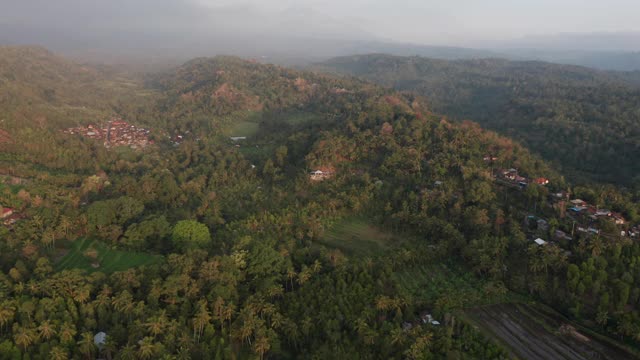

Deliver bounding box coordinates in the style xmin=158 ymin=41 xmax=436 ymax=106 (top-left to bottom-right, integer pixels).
xmin=2 ymin=0 xmax=639 ymax=49
xmin=196 ymin=0 xmax=640 ymax=45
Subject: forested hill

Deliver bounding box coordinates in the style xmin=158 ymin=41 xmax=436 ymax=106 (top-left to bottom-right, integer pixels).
xmin=146 ymin=56 xmax=375 ymax=135
xmin=318 ymin=54 xmax=640 ymax=186
xmin=0 ymin=46 xmax=154 ymax=130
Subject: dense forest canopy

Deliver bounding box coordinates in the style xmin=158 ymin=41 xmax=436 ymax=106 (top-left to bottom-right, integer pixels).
xmin=1 ymin=47 xmax=640 ymax=359
xmin=318 ymin=54 xmax=640 ymax=186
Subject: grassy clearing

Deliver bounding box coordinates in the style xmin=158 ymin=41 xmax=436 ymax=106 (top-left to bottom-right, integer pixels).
xmin=225 ymin=111 xmax=262 ymax=138
xmin=229 ymin=121 xmax=260 ymax=138
xmin=281 ymin=112 xmax=322 ymax=126
xmin=318 ymin=218 xmax=396 ymax=256
xmin=226 ymin=111 xmax=324 ymax=138
xmin=56 ymin=238 xmax=161 ymax=274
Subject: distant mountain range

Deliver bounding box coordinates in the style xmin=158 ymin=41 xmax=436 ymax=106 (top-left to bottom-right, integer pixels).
xmin=1 ymin=2 xmax=639 ymax=71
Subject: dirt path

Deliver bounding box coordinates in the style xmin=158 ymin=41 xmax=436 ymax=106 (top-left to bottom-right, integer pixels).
xmin=466 ymin=304 xmax=637 ymax=360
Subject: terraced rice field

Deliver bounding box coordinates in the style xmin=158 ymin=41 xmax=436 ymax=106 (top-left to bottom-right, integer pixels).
xmin=465 ymin=303 xmax=638 ymax=360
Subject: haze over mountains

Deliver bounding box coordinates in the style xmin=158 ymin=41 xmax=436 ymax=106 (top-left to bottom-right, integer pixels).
xmin=2 ymin=0 xmax=640 ymax=70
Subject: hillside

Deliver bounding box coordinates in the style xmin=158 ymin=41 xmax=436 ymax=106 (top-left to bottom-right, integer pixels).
xmin=318 ymin=54 xmax=640 ymax=185
xmin=0 ymin=46 xmax=155 ymax=131
xmin=1 ymin=51 xmax=640 ymax=359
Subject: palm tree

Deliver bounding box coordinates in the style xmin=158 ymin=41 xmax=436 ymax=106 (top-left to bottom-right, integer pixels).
xmin=58 ymin=215 xmax=72 ymax=238
xmin=617 ymin=317 xmax=634 ymax=340
xmin=0 ymin=302 xmax=15 ymax=332
xmin=297 ymin=269 xmax=311 ymax=286
xmin=137 ymin=337 xmax=157 ymax=360
xmin=31 ymin=215 xmax=44 ymax=231
xmin=145 ymin=311 xmax=168 ymax=338
xmin=112 ymin=291 xmax=135 ymax=318
xmin=59 ymin=322 xmax=77 ymax=344
xmin=78 ymin=331 xmax=96 ymax=359
xmin=253 ymin=334 xmax=271 ymax=360
xmin=390 ymin=328 xmax=405 ymax=346
xmin=192 ymin=301 xmax=211 ymax=342
xmin=103 ymin=335 xmax=117 ymax=360
xmin=596 ymin=311 xmax=609 ymax=328
xmin=41 ymin=230 xmax=56 ymax=250
xmin=73 ymin=286 xmax=91 ymax=304
xmin=13 ymin=326 xmax=36 ymax=351
xmin=221 ymin=304 xmax=235 ymax=331
xmin=49 ymin=346 xmax=68 ymax=360
xmin=37 ymin=320 xmax=56 ymax=341
xmin=286 ymin=268 xmax=297 ymax=290
xmin=118 ymin=344 xmax=137 ymax=360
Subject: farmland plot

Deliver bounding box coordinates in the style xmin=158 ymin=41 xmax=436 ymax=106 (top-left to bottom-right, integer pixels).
xmin=466 ymin=303 xmax=637 ymax=360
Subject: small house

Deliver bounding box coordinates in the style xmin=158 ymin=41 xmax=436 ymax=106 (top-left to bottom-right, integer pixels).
xmin=94 ymin=332 xmax=107 ymax=349
xmin=1 ymin=208 xmax=13 ymax=219
xmin=309 ymin=166 xmax=335 ymax=181
xmin=503 ymin=168 xmax=518 ymax=180
xmin=534 ymin=238 xmax=547 ymax=246
xmin=534 ymin=178 xmax=550 ymax=185
xmin=571 ymin=199 xmax=586 ymax=207
xmin=420 ymin=313 xmax=440 ymax=326
xmin=554 ymin=230 xmax=572 ymax=241
xmin=610 ymin=213 xmax=626 ymax=225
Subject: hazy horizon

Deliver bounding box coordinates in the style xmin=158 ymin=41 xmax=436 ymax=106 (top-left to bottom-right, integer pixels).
xmin=2 ymin=0 xmax=640 ymax=49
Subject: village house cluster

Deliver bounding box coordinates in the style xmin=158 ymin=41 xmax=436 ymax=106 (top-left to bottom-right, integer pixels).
xmin=63 ymin=119 xmax=154 ymax=149
xmin=497 ymin=168 xmax=549 ymax=188
xmin=568 ymin=198 xmax=625 ymax=224
xmin=525 ymin=193 xmax=635 ymax=249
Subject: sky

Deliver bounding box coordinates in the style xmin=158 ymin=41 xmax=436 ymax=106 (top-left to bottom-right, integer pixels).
xmin=1 ymin=0 xmax=639 ymax=52
xmin=194 ymin=0 xmax=640 ymax=46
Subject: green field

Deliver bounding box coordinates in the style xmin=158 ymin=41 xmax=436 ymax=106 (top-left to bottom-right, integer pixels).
xmin=279 ymin=111 xmax=323 ymax=126
xmin=226 ymin=111 xmax=324 ymax=139
xmin=225 ymin=111 xmax=262 ymax=138
xmin=56 ymin=238 xmax=162 ymax=273
xmin=229 ymin=120 xmax=261 ymax=138
xmin=318 ymin=218 xmax=397 ymax=256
